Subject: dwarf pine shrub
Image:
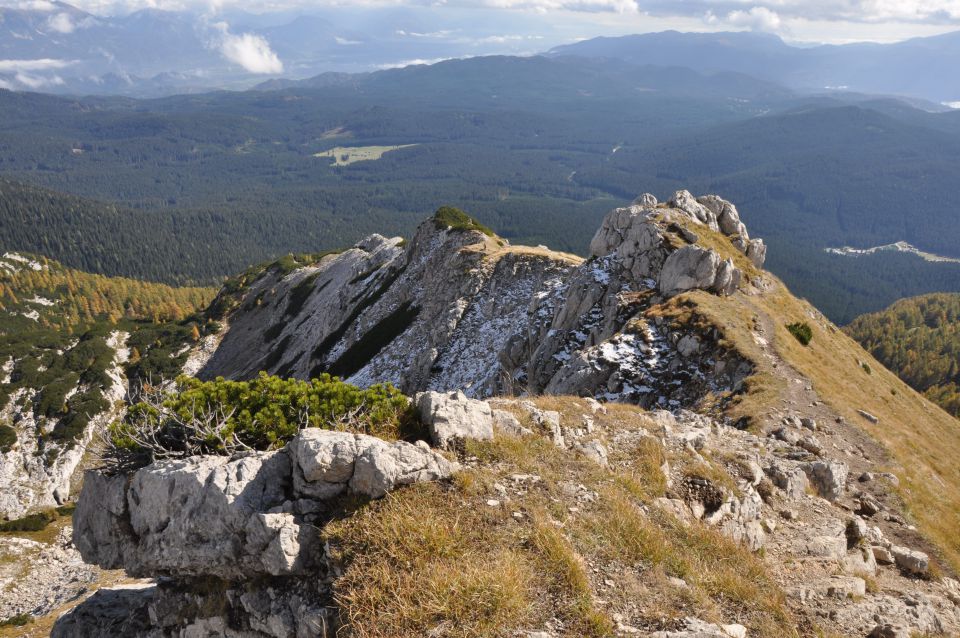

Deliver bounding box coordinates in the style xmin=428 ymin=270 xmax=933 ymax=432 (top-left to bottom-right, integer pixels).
xmin=108 ymin=372 xmax=416 ymax=467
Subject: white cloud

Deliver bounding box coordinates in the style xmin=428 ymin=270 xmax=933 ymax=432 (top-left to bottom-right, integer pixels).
xmin=334 ymin=36 xmax=362 ymax=45
xmin=211 ymin=22 xmax=283 ymax=74
xmin=724 ymin=6 xmax=782 ymax=31
xmin=11 ymin=1 xmax=57 ymax=11
xmin=377 ymin=56 xmax=460 ymax=69
xmin=47 ymin=12 xmax=76 ymax=32
xmin=13 ymin=72 xmax=65 ymax=88
xmin=0 ymin=58 xmax=75 ymax=72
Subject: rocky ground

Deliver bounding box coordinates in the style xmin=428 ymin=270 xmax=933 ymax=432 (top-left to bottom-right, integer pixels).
xmin=4 ymin=193 xmax=960 ymax=636
xmin=41 ymin=389 xmax=960 ymax=637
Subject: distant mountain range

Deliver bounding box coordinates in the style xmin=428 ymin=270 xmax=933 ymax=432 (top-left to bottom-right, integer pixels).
xmin=2 ymin=2 xmax=960 ymax=103
xmin=548 ymin=30 xmax=960 ymax=105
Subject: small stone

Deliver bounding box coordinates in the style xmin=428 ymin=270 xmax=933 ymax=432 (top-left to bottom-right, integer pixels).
xmin=858 ymin=495 xmax=881 ymax=517
xmin=846 ymin=517 xmax=869 ymax=545
xmin=873 ymin=544 xmax=895 ymax=565
xmin=722 ymin=624 xmax=748 ymax=638
xmin=486 ymin=499 xmax=500 ymax=507
xmin=826 ymin=575 xmax=866 ymax=598
xmin=668 ymin=576 xmax=690 ymax=589
xmin=574 ymin=440 xmax=609 ymax=467
xmin=780 ymin=509 xmax=799 ymax=520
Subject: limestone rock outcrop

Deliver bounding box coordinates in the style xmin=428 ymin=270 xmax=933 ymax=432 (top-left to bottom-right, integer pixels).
xmin=199 ymin=192 xmax=765 ymax=411
xmin=73 ymin=428 xmax=455 ymax=580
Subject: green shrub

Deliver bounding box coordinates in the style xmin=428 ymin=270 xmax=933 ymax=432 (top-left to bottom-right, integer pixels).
xmin=0 ymin=510 xmax=56 ymax=532
xmin=432 ymin=206 xmax=494 ymax=237
xmin=110 ymin=372 xmax=417 ymax=461
xmin=0 ymin=613 xmax=32 ymax=627
xmin=786 ymin=322 xmax=813 ymax=346
xmin=862 ymin=362 xmax=872 ymax=375
xmin=0 ymin=424 xmax=16 ymax=453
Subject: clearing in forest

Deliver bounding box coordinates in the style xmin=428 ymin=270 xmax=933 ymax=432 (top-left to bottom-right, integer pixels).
xmin=314 ymin=144 xmax=417 ymax=166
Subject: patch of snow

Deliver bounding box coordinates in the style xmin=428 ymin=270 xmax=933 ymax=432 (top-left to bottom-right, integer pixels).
xmin=20 ymin=310 xmax=40 ymax=322
xmin=27 ymin=296 xmax=56 ymax=307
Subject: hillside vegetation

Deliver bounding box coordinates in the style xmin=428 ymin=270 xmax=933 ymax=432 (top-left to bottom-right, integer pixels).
xmin=4 ymin=66 xmax=960 ymax=319
xmin=846 ymin=293 xmax=960 ymax=417
xmin=0 ymin=253 xmax=216 ymax=449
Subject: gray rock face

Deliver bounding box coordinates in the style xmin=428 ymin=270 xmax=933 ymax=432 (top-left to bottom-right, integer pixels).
xmin=0 ymin=330 xmax=129 ymax=520
xmin=415 ymin=390 xmax=494 ymax=449
xmin=200 ymin=193 xmax=767 ymax=410
xmin=54 ymin=579 xmax=331 ymax=638
xmin=50 ymin=586 xmax=154 ymax=638
xmin=803 ymin=459 xmax=849 ymax=501
xmin=72 ymin=429 xmax=456 ymax=579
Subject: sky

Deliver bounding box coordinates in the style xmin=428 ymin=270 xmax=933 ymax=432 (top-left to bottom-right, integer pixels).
xmin=5 ymin=0 xmax=960 ymax=45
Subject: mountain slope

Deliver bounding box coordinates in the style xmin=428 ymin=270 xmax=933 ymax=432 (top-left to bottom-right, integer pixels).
xmin=0 ymin=252 xmax=215 ymax=518
xmin=41 ymin=193 xmax=960 ymax=638
xmin=201 ymin=193 xmax=960 ymax=582
xmin=846 ymin=293 xmax=960 ymax=417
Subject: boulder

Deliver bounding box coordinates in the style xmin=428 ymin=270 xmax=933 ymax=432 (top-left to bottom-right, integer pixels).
xmin=669 ymin=191 xmax=719 ymax=230
xmin=659 ymin=245 xmax=722 ymax=297
xmin=416 ymin=390 xmax=494 ymax=449
xmin=802 ymin=460 xmax=848 ymax=501
xmin=289 ymin=429 xmax=457 ymax=500
xmin=890 ymin=545 xmax=930 ymax=576
xmin=765 ymin=461 xmax=809 ymax=500
xmin=633 ymin=193 xmax=658 ymax=207
xmin=746 ymin=239 xmax=767 ymax=268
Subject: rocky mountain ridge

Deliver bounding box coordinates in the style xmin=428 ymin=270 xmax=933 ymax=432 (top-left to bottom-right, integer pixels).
xmin=8 ymin=192 xmax=960 ymax=637
xmin=202 ymin=192 xmax=766 ymax=411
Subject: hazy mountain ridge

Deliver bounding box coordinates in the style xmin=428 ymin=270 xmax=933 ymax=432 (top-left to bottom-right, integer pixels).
xmin=549 ymin=30 xmax=960 ymax=104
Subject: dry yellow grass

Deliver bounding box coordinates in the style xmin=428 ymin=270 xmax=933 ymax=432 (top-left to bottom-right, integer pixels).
xmin=325 ymin=422 xmax=798 ymax=638
xmin=660 ymin=271 xmax=960 ymax=574
xmin=325 ymin=484 xmax=537 ymax=638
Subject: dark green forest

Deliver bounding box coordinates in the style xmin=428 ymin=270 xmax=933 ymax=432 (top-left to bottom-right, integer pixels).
xmin=2 ymin=55 xmax=960 ymax=322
